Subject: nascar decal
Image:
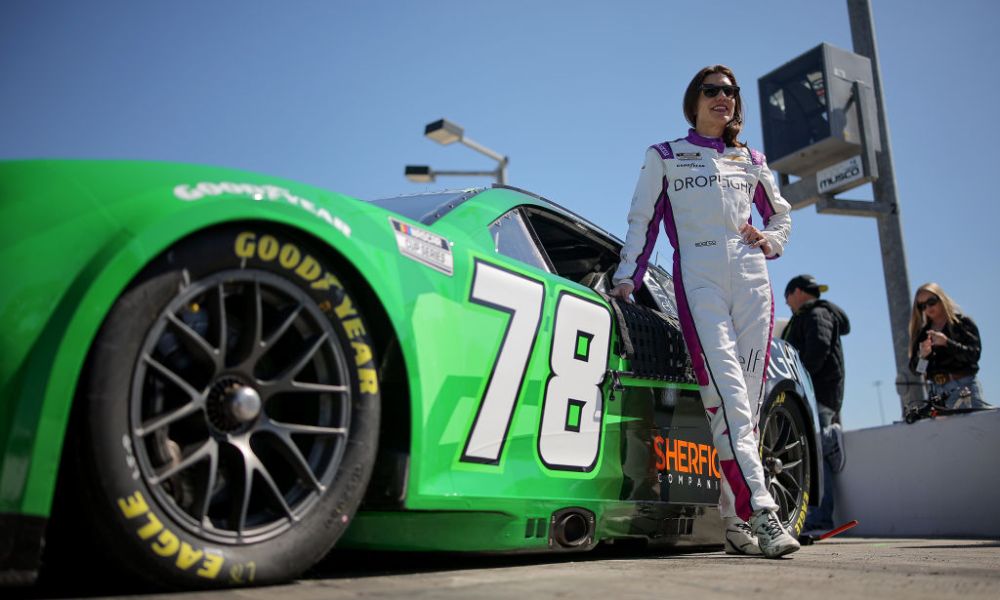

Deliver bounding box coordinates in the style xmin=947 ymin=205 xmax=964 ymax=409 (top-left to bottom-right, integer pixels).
xmin=390 ymin=217 xmax=453 ymax=276
xmin=462 ymin=260 xmax=612 ymax=472
xmin=174 ymin=182 xmax=351 ymax=237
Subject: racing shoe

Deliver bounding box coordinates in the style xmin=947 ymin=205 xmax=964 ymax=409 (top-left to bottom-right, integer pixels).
xmin=750 ymin=509 xmax=800 ymax=558
xmin=724 ymin=517 xmax=762 ymax=555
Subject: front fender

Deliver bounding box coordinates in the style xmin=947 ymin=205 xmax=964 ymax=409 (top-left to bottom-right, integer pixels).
xmin=0 ymin=160 xmax=417 ymax=518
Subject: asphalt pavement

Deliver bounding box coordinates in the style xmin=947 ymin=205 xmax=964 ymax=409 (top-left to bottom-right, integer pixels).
xmin=16 ymin=537 xmax=1000 ymax=600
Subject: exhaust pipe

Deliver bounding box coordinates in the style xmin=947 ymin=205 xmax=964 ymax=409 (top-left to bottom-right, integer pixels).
xmin=550 ymin=507 xmax=595 ymax=549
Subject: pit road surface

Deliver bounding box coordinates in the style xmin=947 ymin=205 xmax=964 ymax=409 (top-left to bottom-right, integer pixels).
xmin=20 ymin=538 xmax=1000 ymax=599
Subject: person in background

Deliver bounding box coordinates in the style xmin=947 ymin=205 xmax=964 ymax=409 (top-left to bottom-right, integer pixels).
xmin=782 ymin=274 xmax=850 ymax=533
xmin=611 ymin=65 xmax=798 ymax=558
xmin=908 ymin=283 xmax=988 ymax=409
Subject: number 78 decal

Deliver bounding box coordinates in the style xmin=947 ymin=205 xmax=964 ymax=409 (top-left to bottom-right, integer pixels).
xmin=462 ymin=260 xmax=611 ymax=472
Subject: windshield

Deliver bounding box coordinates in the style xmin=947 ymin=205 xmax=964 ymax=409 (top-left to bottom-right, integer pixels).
xmin=368 ymin=189 xmax=483 ymax=224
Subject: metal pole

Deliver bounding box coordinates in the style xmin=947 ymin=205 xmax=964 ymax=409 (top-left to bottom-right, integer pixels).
xmin=847 ymin=0 xmax=924 ymax=414
xmin=461 ymin=136 xmax=505 ymax=163
xmin=460 ymin=136 xmax=508 ymax=185
xmin=432 ymin=170 xmax=498 ymax=178
xmin=874 ymin=380 xmax=886 ymax=425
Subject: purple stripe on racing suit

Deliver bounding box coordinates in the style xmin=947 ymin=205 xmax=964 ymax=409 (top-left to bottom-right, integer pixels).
xmin=629 ymin=184 xmax=667 ymax=291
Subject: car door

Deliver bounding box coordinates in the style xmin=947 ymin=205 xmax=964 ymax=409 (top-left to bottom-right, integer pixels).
xmin=420 ymin=206 xmax=622 ymax=506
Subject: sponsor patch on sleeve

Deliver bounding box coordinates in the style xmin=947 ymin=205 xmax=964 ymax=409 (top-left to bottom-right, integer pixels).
xmin=390 ymin=217 xmax=453 ymax=275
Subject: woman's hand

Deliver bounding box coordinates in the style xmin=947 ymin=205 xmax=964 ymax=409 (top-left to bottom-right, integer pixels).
xmin=919 ymin=338 xmax=933 ymax=358
xmin=927 ymin=330 xmax=949 ymax=347
xmin=611 ymin=281 xmax=634 ymax=302
xmin=739 ymin=223 xmax=773 ymax=255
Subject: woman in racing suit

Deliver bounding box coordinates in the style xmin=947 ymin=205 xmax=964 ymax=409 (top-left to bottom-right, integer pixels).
xmin=611 ymin=65 xmax=798 ymax=558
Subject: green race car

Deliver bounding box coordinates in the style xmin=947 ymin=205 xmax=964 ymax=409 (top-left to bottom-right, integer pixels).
xmin=0 ymin=160 xmax=821 ymax=588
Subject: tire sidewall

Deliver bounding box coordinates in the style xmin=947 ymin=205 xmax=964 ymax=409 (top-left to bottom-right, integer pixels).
xmin=760 ymin=390 xmax=810 ymax=537
xmin=80 ymin=224 xmax=380 ymax=588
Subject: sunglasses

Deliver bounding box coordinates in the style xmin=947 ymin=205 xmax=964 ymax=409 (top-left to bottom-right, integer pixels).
xmin=700 ymin=84 xmax=740 ymax=98
xmin=916 ymin=296 xmax=940 ymax=311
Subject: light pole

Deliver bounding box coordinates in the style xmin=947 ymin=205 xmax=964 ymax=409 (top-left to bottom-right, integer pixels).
xmin=846 ymin=0 xmax=923 ymax=415
xmin=874 ymin=380 xmax=886 ymax=425
xmin=759 ymin=1 xmax=922 ymax=420
xmin=404 ymin=119 xmax=508 ymax=185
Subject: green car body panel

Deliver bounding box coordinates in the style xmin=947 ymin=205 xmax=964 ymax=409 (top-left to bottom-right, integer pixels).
xmin=1 ymin=160 xmax=401 ymax=517
xmin=0 ymin=160 xmax=819 ymax=583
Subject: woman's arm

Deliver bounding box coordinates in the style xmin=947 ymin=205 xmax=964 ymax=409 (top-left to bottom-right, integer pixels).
xmin=944 ymin=315 xmax=982 ymax=365
xmin=612 ymin=147 xmax=666 ymax=294
xmin=751 ymin=151 xmax=792 ymax=258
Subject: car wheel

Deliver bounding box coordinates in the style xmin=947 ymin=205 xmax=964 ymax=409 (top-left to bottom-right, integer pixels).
xmin=759 ymin=391 xmax=811 ymax=537
xmin=71 ymin=225 xmax=380 ymax=588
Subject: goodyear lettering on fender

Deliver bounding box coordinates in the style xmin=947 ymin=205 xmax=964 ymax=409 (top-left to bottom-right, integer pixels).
xmin=233 ymin=231 xmax=380 ymax=396
xmin=174 ymin=182 xmax=351 ymax=238
xmin=117 ymin=491 xmax=224 ymax=579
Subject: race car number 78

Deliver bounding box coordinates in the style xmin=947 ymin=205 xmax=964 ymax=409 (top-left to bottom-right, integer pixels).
xmin=462 ymin=260 xmax=611 ymax=472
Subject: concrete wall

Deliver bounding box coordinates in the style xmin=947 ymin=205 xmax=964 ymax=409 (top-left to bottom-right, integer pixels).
xmin=834 ymin=409 xmax=1000 ymax=538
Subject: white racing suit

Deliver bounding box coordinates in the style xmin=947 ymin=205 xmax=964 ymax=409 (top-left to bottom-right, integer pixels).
xmin=613 ymin=129 xmax=792 ymax=521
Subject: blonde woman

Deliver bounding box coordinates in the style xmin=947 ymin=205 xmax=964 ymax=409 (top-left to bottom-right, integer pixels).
xmin=908 ymin=283 xmax=987 ymax=408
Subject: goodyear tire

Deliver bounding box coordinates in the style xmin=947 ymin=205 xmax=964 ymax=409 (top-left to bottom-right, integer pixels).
xmin=72 ymin=225 xmax=380 ymax=588
xmin=759 ymin=392 xmax=811 ymax=537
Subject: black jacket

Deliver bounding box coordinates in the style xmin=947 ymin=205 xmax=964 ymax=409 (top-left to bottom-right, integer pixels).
xmin=908 ymin=314 xmax=981 ymax=376
xmin=782 ymin=299 xmax=850 ymax=411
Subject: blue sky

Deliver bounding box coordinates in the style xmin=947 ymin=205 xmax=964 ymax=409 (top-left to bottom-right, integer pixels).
xmin=2 ymin=0 xmax=997 ymax=431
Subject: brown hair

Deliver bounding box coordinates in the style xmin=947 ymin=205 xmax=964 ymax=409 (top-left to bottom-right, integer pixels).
xmin=683 ymin=65 xmax=745 ymax=148
xmin=908 ymin=282 xmax=961 ymax=356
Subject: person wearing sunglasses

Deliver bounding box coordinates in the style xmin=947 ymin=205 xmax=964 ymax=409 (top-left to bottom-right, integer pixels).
xmin=908 ymin=283 xmax=988 ymax=409
xmin=610 ymin=65 xmax=796 ymax=558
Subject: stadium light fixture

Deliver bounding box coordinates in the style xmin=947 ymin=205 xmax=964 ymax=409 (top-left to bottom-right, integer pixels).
xmin=404 ymin=118 xmax=508 ymax=185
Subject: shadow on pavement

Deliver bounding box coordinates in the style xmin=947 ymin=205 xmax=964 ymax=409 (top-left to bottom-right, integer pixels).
xmin=897 ymin=542 xmax=1000 ymax=550
xmin=309 ymin=543 xmax=720 ymax=580
xmin=8 ymin=543 xmax=721 ymax=599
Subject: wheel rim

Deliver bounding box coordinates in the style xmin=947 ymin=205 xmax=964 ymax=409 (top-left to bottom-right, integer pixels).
xmin=760 ymin=401 xmax=808 ymax=529
xmin=129 ymin=269 xmax=352 ymax=544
